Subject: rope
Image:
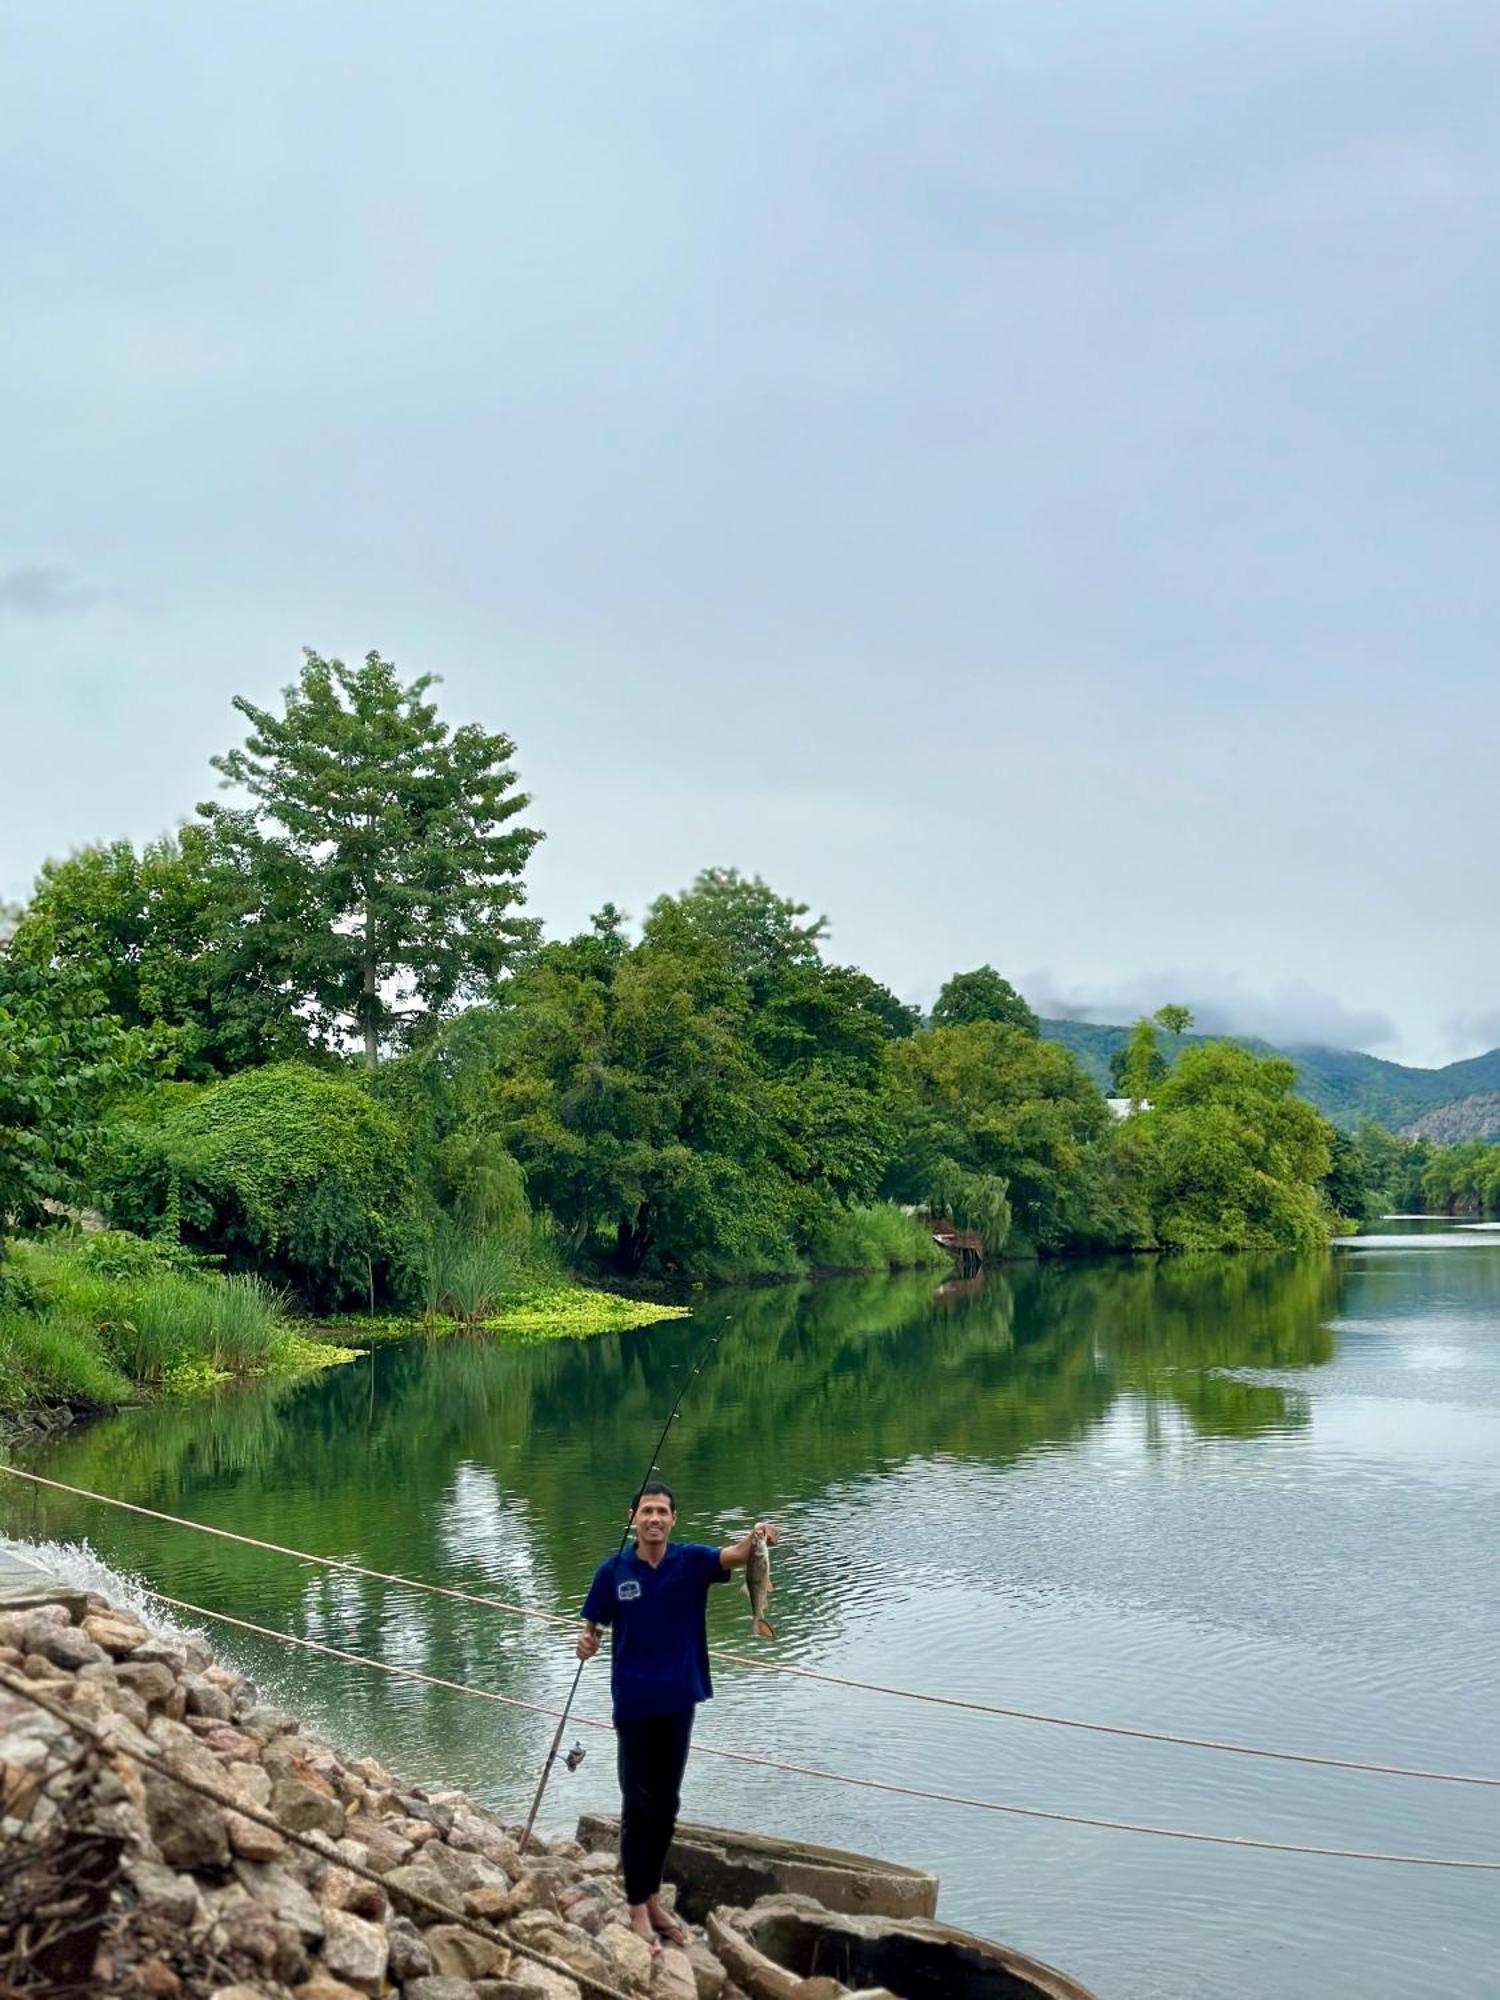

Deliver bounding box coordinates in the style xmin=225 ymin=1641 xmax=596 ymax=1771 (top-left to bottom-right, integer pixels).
xmin=0 ymin=1660 xmax=634 ymax=2000
xmin=137 ymin=1584 xmax=1500 ymax=1874
xmin=4 ymin=1462 xmax=1496 ymax=1793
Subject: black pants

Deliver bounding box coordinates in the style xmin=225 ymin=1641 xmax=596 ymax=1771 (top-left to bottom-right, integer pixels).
xmin=616 ymin=1706 xmax=695 ymax=1906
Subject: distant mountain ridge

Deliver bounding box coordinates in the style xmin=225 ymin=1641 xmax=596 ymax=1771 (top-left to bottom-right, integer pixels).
xmin=1037 ymin=1018 xmax=1500 ymax=1133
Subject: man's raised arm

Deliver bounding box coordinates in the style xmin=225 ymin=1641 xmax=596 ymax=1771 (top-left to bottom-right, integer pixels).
xmin=719 ymin=1521 xmax=780 ymax=1570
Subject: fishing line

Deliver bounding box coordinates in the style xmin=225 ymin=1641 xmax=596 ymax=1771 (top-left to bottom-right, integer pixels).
xmin=519 ymin=1312 xmax=734 ymax=1845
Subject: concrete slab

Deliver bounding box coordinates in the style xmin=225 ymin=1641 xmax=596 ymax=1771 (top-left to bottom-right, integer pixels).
xmin=0 ymin=1545 xmax=87 ymax=1621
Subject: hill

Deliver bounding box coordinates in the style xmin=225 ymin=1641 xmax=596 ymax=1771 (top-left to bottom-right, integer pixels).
xmin=1403 ymin=1093 xmax=1500 ymax=1144
xmin=1037 ymin=1018 xmax=1500 ymax=1132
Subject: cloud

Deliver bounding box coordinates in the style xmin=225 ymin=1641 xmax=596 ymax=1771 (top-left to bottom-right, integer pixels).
xmin=0 ymin=563 xmax=103 ymax=617
xmin=1022 ymin=970 xmax=1397 ymax=1054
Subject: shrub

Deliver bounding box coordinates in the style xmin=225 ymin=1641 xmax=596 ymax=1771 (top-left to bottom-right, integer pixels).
xmin=805 ymin=1203 xmax=949 ymax=1273
xmin=96 ymin=1064 xmax=420 ymax=1309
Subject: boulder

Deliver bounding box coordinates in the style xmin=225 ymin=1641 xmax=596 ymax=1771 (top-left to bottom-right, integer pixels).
xmin=387 ymin=1915 xmax=436 ymax=1982
xmin=383 ymin=1859 xmax=465 ymax=1919
xmin=320 ymin=1906 xmax=390 ymax=1995
xmin=143 ymin=1769 xmax=230 ymax=1871
xmin=405 ymin=1981 xmax=481 ymax=2000
xmin=124 ymin=1857 xmax=201 ymax=1927
xmin=272 ymin=1774 xmax=346 ymax=1840
xmin=508 ymin=1911 xmax=620 ymax=1991
xmin=652 ymin=1949 xmax=699 ymax=2000
xmin=426 ymin=1924 xmax=511 ymax=1981
xmin=599 ymin=1919 xmax=656 ymax=1990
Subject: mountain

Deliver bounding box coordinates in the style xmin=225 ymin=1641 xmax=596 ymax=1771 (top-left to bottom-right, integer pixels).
xmin=1403 ymin=1093 xmax=1500 ymax=1144
xmin=1036 ymin=1018 xmax=1500 ymax=1132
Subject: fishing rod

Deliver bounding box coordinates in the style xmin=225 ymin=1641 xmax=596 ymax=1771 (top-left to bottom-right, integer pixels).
xmin=520 ymin=1315 xmax=733 ymax=1848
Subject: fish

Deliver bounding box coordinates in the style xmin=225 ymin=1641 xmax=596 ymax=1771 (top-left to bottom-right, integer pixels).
xmin=745 ymin=1532 xmax=775 ymax=1639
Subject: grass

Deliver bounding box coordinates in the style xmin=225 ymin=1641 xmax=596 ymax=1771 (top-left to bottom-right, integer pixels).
xmin=805 ymin=1203 xmax=950 ymax=1274
xmin=323 ymin=1277 xmax=690 ymax=1346
xmin=0 ymin=1233 xmax=361 ymax=1411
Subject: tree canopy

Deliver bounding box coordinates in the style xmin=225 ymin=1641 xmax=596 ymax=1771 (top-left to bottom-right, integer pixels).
xmin=200 ymin=650 xmax=541 ymax=1066
xmin=930 ymin=966 xmax=1039 ymax=1036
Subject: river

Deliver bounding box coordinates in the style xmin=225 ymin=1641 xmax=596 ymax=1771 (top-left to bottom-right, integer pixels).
xmin=4 ymin=1223 xmax=1497 ymax=2000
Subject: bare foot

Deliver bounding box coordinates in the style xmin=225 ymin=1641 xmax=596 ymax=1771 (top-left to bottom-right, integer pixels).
xmin=646 ymin=1896 xmax=688 ymax=1947
xmin=627 ymin=1905 xmax=663 ymax=1955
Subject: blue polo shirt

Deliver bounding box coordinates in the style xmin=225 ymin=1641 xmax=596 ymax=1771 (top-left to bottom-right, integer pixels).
xmin=581 ymin=1541 xmax=730 ymax=1724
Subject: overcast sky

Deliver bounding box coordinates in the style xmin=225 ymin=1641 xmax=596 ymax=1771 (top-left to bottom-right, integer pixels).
xmin=3 ymin=1 xmax=1496 ymax=1066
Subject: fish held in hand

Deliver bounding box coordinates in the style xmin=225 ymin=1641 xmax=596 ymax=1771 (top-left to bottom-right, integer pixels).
xmin=745 ymin=1530 xmax=775 ymax=1639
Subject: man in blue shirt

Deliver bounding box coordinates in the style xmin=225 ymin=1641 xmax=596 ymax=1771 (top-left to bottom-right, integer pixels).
xmin=576 ymin=1481 xmax=780 ymax=1951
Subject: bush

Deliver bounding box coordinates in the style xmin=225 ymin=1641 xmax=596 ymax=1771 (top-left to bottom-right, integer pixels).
xmin=805 ymin=1203 xmax=949 ymax=1273
xmin=96 ymin=1064 xmax=421 ymax=1309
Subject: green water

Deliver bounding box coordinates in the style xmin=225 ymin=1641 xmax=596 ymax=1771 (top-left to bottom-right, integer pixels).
xmin=6 ymin=1227 xmax=1499 ymax=2000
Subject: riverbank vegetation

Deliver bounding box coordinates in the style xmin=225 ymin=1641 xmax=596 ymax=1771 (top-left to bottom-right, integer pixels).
xmin=1 ymin=647 xmax=1465 ymax=1415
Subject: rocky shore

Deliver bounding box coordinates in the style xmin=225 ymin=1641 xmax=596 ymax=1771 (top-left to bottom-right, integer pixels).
xmin=0 ymin=1591 xmax=733 ymax=2000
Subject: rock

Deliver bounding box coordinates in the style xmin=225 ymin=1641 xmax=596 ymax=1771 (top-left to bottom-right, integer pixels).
xmin=578 ymin=1849 xmax=620 ymax=1876
xmin=489 ymin=1973 xmax=582 ymax=2000
xmin=181 ymin=1672 xmax=234 ymax=1721
xmin=272 ymin=1774 xmax=347 ymax=1840
xmin=83 ymin=1611 xmax=148 ymax=1656
xmin=293 ymin=1979 xmax=371 ymax=2000
xmin=131 ymin=1637 xmax=190 ymax=1674
xmin=599 ymin=1920 xmax=656 ymax=1990
xmin=125 ymin=1857 xmax=201 ymax=1926
xmin=321 ymin=1860 xmax=387 ymax=1921
xmin=508 ymin=1912 xmax=619 ymax=1991
xmin=425 ymin=1924 xmax=511 ymax=1981
xmin=117 ymin=1660 xmax=179 ymax=1708
xmin=320 ymin=1906 xmax=390 ymax=1994
xmin=383 ymin=1859 xmax=465 ymax=1919
xmin=344 ymin=1814 xmax=413 ymax=1873
xmin=133 ymin=1958 xmax=181 ymax=1997
xmin=235 ymin=1859 xmax=326 ymax=1939
xmin=405 ymin=1981 xmax=481 ymax=2000
xmin=790 ymin=1981 xmax=844 ymax=2000
xmin=226 ymin=1758 xmax=273 ymax=1807
xmin=143 ymin=1769 xmax=230 ymax=1871
xmin=215 ymin=1894 xmax=309 ymax=1981
xmin=652 ymin=1948 xmax=699 ymax=2000
xmin=227 ymin=1809 xmax=287 ymax=1861
xmin=685 ymin=1939 xmax=727 ymax=2000
xmin=210 ymin=1988 xmax=268 ymax=2000
xmin=243 ymin=1701 xmax=299 ymax=1737
xmin=388 ymin=1915 xmax=436 ymax=1982
xmin=25 ymin=1620 xmax=107 ymax=1671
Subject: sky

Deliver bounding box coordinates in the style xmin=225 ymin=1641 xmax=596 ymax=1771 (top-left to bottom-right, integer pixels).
xmin=3 ymin=1 xmax=1497 ymax=1068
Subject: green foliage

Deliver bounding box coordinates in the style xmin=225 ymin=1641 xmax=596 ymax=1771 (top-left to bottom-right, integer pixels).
xmin=96 ymin=1064 xmax=420 ymax=1309
xmin=1123 ymin=1044 xmax=1335 ymax=1250
xmin=885 ymin=1021 xmax=1109 ymax=1251
xmin=0 ymin=1308 xmax=131 ymax=1409
xmin=1110 ymin=1017 xmax=1170 ymax=1101
xmin=11 ymin=828 xmax=308 ymax=1079
xmin=200 ymin=649 xmax=541 ymax=1066
xmin=643 ymin=867 xmax=827 ymax=993
xmin=0 ymin=954 xmax=151 ymax=1249
xmin=804 ymin=1203 xmax=950 ymax=1273
xmin=1416 ymin=1136 xmax=1500 ymax=1215
xmin=931 ymin=966 xmax=1038 ymax=1037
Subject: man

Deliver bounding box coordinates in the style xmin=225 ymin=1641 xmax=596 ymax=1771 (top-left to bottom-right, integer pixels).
xmin=576 ymin=1482 xmax=780 ymax=1951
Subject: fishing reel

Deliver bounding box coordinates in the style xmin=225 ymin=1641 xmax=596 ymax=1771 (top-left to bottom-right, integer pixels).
xmin=563 ymin=1741 xmax=587 ymax=1773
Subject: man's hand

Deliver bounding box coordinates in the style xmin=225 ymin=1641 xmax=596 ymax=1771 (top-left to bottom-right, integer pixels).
xmin=752 ymin=1521 xmax=781 ymax=1547
xmin=575 ymin=1623 xmax=601 ymax=1662
xmin=721 ymin=1521 xmax=783 ymax=1570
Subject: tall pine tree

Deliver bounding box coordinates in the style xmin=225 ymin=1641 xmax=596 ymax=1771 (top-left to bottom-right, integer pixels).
xmin=202 ymin=650 xmax=541 ymax=1065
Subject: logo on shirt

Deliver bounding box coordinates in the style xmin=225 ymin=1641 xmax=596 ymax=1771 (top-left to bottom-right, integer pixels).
xmin=617 ymin=1579 xmax=642 ymax=1602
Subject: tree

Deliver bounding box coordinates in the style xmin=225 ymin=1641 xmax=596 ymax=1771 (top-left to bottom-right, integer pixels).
xmin=0 ymin=956 xmax=149 ymax=1250
xmin=11 ymin=828 xmax=308 ymax=1078
xmin=885 ymin=1021 xmax=1108 ymax=1250
xmin=931 ymin=967 xmax=1039 ymax=1037
xmin=643 ymin=868 xmax=827 ymax=995
xmin=1127 ymin=1043 xmax=1334 ymax=1251
xmin=1154 ymin=1003 xmax=1194 ymax=1038
xmin=1111 ymin=1018 xmax=1169 ymax=1104
xmin=96 ymin=1063 xmax=420 ymax=1308
xmin=201 ymin=650 xmax=541 ymax=1066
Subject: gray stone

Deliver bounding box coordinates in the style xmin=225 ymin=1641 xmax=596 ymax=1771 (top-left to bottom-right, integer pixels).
xmin=242 ymin=1702 xmax=299 ymax=1738
xmin=387 ymin=1916 xmax=435 ymax=1982
xmin=383 ymin=1859 xmax=464 ymax=1918
xmin=125 ymin=1856 xmax=200 ymax=1926
xmin=320 ymin=1906 xmax=389 ymax=1994
xmin=182 ymin=1672 xmax=234 ymax=1721
xmin=235 ymin=1859 xmax=326 ymax=1939
xmin=131 ymin=1638 xmax=190 ymax=1674
xmin=271 ymin=1773 xmax=346 ymax=1839
xmin=144 ymin=1768 xmax=230 ymax=1871
xmin=24 ymin=1620 xmax=107 ymax=1671
xmin=117 ymin=1659 xmax=178 ymax=1707
xmin=0 ymin=1550 xmax=87 ymax=1620
xmin=404 ymin=1980 xmax=479 ymax=2000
